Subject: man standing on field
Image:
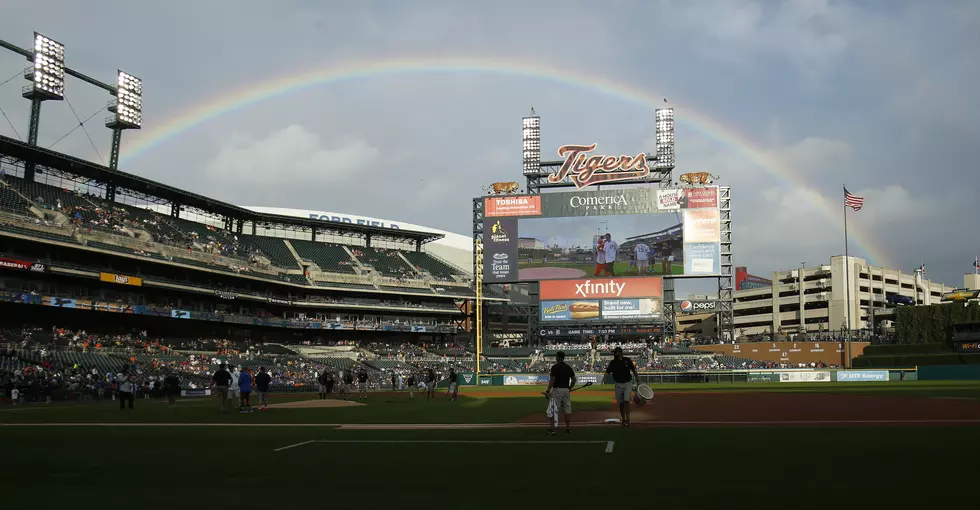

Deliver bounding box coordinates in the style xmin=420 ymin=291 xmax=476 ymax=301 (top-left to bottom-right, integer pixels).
xmin=545 ymin=351 xmax=576 ymax=436
xmin=605 ymin=346 xmax=639 ymax=427
xmin=254 ymin=366 xmax=271 ymax=410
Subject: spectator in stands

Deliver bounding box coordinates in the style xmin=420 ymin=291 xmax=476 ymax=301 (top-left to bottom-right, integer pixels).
xmin=116 ymin=364 xmax=135 ymax=411
xmin=212 ymin=363 xmax=232 ymax=413
xmin=254 ymin=366 xmax=271 ymax=410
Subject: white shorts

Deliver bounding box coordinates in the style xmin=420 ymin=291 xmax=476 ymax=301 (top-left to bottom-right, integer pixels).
xmin=550 ymin=388 xmax=571 ymax=414
xmin=614 ymin=382 xmax=634 ymax=404
xmin=229 ymin=389 xmax=240 ymax=399
xmin=449 ymin=383 xmax=458 ymax=393
xmin=426 ymin=382 xmax=435 ymax=392
xmin=357 ymin=382 xmax=366 ymax=392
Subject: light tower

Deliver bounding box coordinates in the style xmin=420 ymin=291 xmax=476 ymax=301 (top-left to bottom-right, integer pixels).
xmin=104 ymin=70 xmax=142 ymax=202
xmin=522 ymin=108 xmax=541 ymax=183
xmin=22 ymin=32 xmax=65 ymax=180
xmin=106 ymin=70 xmax=142 ymax=169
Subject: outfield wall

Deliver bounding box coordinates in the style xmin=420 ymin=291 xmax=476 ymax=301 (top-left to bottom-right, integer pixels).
xmin=460 ymin=369 xmax=917 ymax=386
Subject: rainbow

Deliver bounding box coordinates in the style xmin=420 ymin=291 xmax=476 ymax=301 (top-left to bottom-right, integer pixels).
xmin=119 ymin=56 xmax=887 ymax=266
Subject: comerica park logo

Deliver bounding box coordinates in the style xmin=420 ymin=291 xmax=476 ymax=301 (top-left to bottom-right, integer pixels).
xmin=679 ymin=300 xmax=716 ymax=313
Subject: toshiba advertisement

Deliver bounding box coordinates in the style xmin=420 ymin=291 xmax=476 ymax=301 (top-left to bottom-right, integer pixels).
xmin=482 ymin=188 xmax=720 ymax=282
xmin=539 ymin=277 xmax=663 ymax=322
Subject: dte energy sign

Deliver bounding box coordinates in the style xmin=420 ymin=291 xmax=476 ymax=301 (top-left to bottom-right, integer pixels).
xmin=678 ymin=300 xmax=717 ymax=313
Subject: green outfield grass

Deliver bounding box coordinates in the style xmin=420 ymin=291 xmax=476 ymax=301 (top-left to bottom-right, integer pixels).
xmin=1 ymin=381 xmax=978 ymax=507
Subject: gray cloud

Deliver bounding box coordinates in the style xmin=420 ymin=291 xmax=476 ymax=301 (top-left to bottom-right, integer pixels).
xmin=0 ymin=0 xmax=978 ymax=288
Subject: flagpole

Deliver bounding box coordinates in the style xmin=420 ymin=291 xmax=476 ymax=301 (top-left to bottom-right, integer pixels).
xmin=843 ymin=185 xmax=852 ymax=368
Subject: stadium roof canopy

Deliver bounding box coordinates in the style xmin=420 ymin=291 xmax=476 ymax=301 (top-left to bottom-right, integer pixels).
xmin=0 ymin=135 xmax=444 ymax=244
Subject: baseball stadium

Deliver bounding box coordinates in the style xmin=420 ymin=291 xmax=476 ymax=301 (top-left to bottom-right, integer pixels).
xmin=1 ymin=28 xmax=979 ymax=510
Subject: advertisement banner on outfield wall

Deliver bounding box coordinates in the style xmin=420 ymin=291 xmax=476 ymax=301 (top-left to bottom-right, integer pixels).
xmin=478 ymin=376 xmax=493 ymax=386
xmin=748 ymin=373 xmax=779 ymax=383
xmin=836 ymin=370 xmax=888 ymax=382
xmin=576 ymin=374 xmax=604 ymax=385
xmin=778 ymin=371 xmax=832 ymax=383
xmin=503 ymin=375 xmax=551 ymax=386
xmin=458 ymin=372 xmax=477 ymax=386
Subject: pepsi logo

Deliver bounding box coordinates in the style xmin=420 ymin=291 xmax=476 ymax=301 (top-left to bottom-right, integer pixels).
xmin=678 ymin=300 xmax=717 ymax=313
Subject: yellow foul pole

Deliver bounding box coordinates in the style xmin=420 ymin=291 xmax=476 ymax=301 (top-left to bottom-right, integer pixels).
xmin=475 ymin=239 xmax=483 ymax=376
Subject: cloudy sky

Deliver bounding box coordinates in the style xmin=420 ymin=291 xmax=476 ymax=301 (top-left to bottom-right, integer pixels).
xmin=1 ymin=0 xmax=978 ymax=292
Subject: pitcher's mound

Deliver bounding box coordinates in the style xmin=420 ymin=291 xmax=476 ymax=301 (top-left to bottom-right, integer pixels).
xmin=267 ymin=399 xmax=366 ymax=409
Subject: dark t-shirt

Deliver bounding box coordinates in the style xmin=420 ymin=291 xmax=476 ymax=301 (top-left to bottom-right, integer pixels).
xmin=213 ymin=369 xmax=232 ymax=387
xmin=163 ymin=375 xmax=180 ymax=392
xmin=449 ymin=372 xmax=458 ymax=383
xmin=549 ymin=362 xmax=575 ymax=389
xmin=357 ymin=371 xmax=368 ymax=383
xmin=606 ymin=357 xmax=636 ymax=384
xmin=254 ymin=372 xmax=271 ymax=392
xmin=344 ymin=373 xmax=354 ymax=384
xmin=425 ymin=371 xmax=435 ymax=383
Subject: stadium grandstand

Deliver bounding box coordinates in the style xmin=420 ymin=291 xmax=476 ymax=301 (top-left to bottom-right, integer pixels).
xmin=2 ymin=323 xmax=813 ymax=401
xmin=0 ymin=132 xmax=520 ymax=352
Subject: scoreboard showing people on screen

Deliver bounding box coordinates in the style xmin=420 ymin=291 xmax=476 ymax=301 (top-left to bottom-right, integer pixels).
xmin=482 ymin=187 xmax=721 ymax=283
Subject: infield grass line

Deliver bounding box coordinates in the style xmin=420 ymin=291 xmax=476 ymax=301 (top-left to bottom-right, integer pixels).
xmin=274 ymin=440 xmax=316 ymax=452
xmin=273 ymin=439 xmax=615 ymax=453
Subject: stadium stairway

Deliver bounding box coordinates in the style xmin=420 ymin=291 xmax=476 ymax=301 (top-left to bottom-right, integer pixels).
xmin=281 ymin=239 xmax=306 ymax=268
xmin=341 ymin=245 xmax=368 ymax=273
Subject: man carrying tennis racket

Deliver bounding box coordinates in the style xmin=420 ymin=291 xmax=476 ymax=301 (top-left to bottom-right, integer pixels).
xmin=606 ymin=346 xmax=639 ymax=427
xmin=545 ymin=350 xmax=576 ymax=436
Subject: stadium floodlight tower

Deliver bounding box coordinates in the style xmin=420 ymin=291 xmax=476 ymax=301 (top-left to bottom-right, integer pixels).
xmin=654 ymin=107 xmax=675 ymax=179
xmin=106 ymin=70 xmax=142 ymax=170
xmin=21 ymin=32 xmax=65 ymax=180
xmin=522 ymin=108 xmax=541 ymax=189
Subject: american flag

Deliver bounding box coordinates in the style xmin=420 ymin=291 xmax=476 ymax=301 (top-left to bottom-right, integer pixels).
xmin=844 ymin=187 xmax=864 ymax=211
xmin=974 ymin=256 xmax=979 ymax=270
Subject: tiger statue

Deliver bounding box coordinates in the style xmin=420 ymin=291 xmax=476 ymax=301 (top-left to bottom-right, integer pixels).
xmin=678 ymin=172 xmax=720 ymax=186
xmin=487 ymin=181 xmax=521 ymax=194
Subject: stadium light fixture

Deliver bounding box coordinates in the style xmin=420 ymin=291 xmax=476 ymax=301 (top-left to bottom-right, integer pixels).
xmin=22 ymin=32 xmax=65 ymax=100
xmin=654 ymin=108 xmax=675 ymax=169
xmin=522 ymin=108 xmax=541 ymax=176
xmin=106 ymin=70 xmax=142 ymax=129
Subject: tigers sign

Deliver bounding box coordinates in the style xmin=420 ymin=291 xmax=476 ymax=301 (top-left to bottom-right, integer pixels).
xmin=549 ymin=143 xmax=650 ymax=189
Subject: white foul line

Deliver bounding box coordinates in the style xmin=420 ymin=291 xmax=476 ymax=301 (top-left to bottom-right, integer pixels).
xmin=274 ymin=439 xmax=615 ymax=453
xmin=273 ymin=440 xmax=316 ymax=452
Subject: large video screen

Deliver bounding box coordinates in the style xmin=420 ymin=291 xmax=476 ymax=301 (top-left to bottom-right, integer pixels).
xmin=482 ymin=187 xmax=721 ymax=284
